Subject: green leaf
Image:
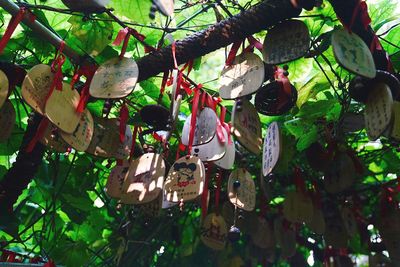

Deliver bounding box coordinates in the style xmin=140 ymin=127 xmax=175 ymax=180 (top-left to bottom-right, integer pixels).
xmin=110 ymin=0 xmax=152 ymax=24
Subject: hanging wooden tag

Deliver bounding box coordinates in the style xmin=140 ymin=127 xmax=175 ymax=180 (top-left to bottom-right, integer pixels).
xmin=262 ymin=122 xmax=281 ymax=177
xmin=60 ymin=109 xmax=94 ymax=152
xmin=391 ymin=101 xmax=400 ymax=140
xmin=44 ymin=82 xmax=81 ymax=134
xmin=153 ymin=0 xmax=174 ymax=17
xmin=182 ymin=107 xmax=218 ymax=146
xmin=219 ymin=52 xmax=265 ymax=100
xmin=39 ymin=123 xmax=69 ymax=153
xmin=121 ymin=153 xmax=165 ymax=204
xmin=341 ymin=112 xmax=365 ymax=133
xmin=273 ymin=216 xmax=296 ymax=259
xmin=250 ymin=217 xmax=275 ymax=249
xmin=115 ymin=124 xmax=132 ymax=159
xmin=307 ymin=207 xmax=326 ymax=235
xmin=164 ymin=156 xmax=205 ymax=202
xmin=0 ymin=69 xmax=9 ymax=109
xmin=214 ymin=128 xmax=236 ymax=170
xmin=228 ymin=168 xmax=256 ymax=211
xmin=22 ymin=64 xmax=54 ymax=115
xmin=161 ymin=188 xmax=177 ymax=209
xmin=324 ymin=215 xmax=349 ymax=248
xmin=89 ymin=57 xmax=138 ymax=99
xmin=332 ymin=29 xmax=376 ymax=78
xmin=340 ymin=206 xmax=358 ymax=237
xmin=0 ymin=101 xmax=15 ymax=142
xmin=231 ymin=98 xmax=262 ymax=155
xmin=105 ymin=161 xmax=129 ymax=199
xmin=200 ymin=213 xmax=227 ymax=250
xmin=191 ymin=128 xmax=227 ymax=162
xmin=262 ymin=20 xmax=310 ymax=64
xmin=282 ymin=191 xmax=314 ymax=224
xmin=324 ymin=152 xmax=356 ymax=194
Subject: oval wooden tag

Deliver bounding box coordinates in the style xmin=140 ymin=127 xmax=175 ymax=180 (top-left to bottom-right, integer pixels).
xmin=22 ymin=64 xmax=54 ymax=115
xmin=182 ymin=107 xmax=218 ymax=146
xmin=106 ymin=161 xmax=130 ymax=199
xmin=0 ymin=101 xmax=15 ymax=142
xmin=219 ymin=52 xmax=265 ymax=100
xmin=44 ymin=82 xmax=81 ymax=134
xmin=200 ymin=213 xmax=227 ymax=250
xmin=60 ymin=109 xmax=94 ymax=152
xmin=39 ymin=123 xmax=69 ymax=153
xmin=283 ymin=191 xmax=313 ymax=224
xmin=89 ymin=57 xmax=138 ymax=99
xmin=191 ymin=128 xmax=227 ymax=162
xmin=114 ymin=124 xmax=132 ymax=159
xmin=250 ymin=217 xmax=275 ymax=249
xmin=154 ymin=0 xmax=174 ymax=16
xmin=332 ymin=29 xmax=376 ymax=78
xmin=0 ymin=69 xmax=9 ymax=109
xmin=231 ymin=98 xmax=262 ymax=155
xmin=214 ymin=128 xmax=236 ymax=170
xmin=263 ymin=20 xmax=310 ymax=64
xmin=324 ymin=152 xmax=356 ymax=194
xmin=164 ymin=156 xmax=205 ymax=202
xmin=121 ymin=153 xmax=165 ymax=204
xmin=228 ymin=168 xmax=256 ymax=211
xmin=140 ymin=195 xmax=162 ymax=217
xmin=365 ymin=83 xmax=393 ymax=141
xmin=262 ymin=122 xmax=281 ymax=177
xmin=307 ymin=207 xmax=326 ymax=235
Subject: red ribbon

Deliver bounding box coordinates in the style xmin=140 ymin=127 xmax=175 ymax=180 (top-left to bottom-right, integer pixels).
xmin=44 ymin=42 xmax=66 ymax=106
xmin=72 ymin=63 xmax=98 ymax=113
xmin=119 ymin=104 xmax=129 ymax=143
xmin=113 ymin=27 xmax=154 ymax=58
xmin=187 ymin=85 xmax=202 ymax=153
xmin=226 ymin=41 xmax=242 ymax=66
xmin=43 ymin=260 xmax=56 ymax=267
xmin=201 ymin=163 xmax=213 ymax=219
xmin=259 ymin=191 xmax=268 ymax=217
xmin=349 ymin=1 xmax=371 ymax=31
xmin=25 ymin=118 xmax=50 ymax=153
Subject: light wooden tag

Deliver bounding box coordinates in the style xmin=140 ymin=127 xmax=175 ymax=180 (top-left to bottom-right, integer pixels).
xmin=44 ymin=82 xmax=81 ymax=134
xmin=182 ymin=107 xmax=218 ymax=146
xmin=39 ymin=123 xmax=69 ymax=153
xmin=200 ymin=213 xmax=227 ymax=250
xmin=191 ymin=128 xmax=227 ymax=162
xmin=307 ymin=207 xmax=326 ymax=235
xmin=214 ymin=127 xmax=235 ymax=170
xmin=365 ymin=83 xmax=393 ymax=140
xmin=154 ymin=0 xmax=174 ymax=16
xmin=228 ymin=168 xmax=256 ymax=211
xmin=161 ymin=187 xmax=177 ymax=209
xmin=0 ymin=69 xmax=9 ymax=109
xmin=250 ymin=217 xmax=275 ymax=249
xmin=231 ymin=98 xmax=262 ymax=155
xmin=262 ymin=20 xmax=310 ymax=64
xmin=0 ymin=101 xmax=15 ymax=142
xmin=219 ymin=52 xmax=265 ymax=100
xmin=114 ymin=124 xmax=132 ymax=159
xmin=89 ymin=57 xmax=138 ymax=98
xmin=60 ymin=109 xmax=94 ymax=152
xmin=106 ymin=161 xmax=130 ymax=199
xmin=283 ymin=191 xmax=313 ymax=224
xmin=22 ymin=64 xmax=54 ymax=115
xmin=324 ymin=152 xmax=356 ymax=194
xmin=340 ymin=207 xmax=358 ymax=237
xmin=121 ymin=153 xmax=165 ymax=204
xmin=332 ymin=29 xmax=376 ymax=78
xmin=262 ymin=122 xmax=281 ymax=177
xmin=164 ymin=156 xmax=205 ymax=202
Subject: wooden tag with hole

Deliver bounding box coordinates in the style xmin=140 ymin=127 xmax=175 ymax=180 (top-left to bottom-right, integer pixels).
xmin=121 ymin=153 xmax=165 ymax=204
xmin=332 ymin=29 xmax=376 ymax=78
xmin=191 ymin=128 xmax=226 ymax=162
xmin=307 ymin=207 xmax=326 ymax=235
xmin=228 ymin=168 xmax=256 ymax=211
xmin=154 ymin=0 xmax=174 ymax=16
xmin=214 ymin=127 xmax=235 ymax=170
xmin=22 ymin=64 xmax=54 ymax=115
xmin=44 ymin=82 xmax=81 ymax=134
xmin=60 ymin=109 xmax=94 ymax=152
xmin=164 ymin=156 xmax=205 ymax=202
xmin=182 ymin=107 xmax=218 ymax=146
xmin=250 ymin=217 xmax=275 ymax=249
xmin=231 ymin=98 xmax=262 ymax=155
xmin=283 ymin=191 xmax=313 ymax=224
xmin=40 ymin=123 xmax=69 ymax=153
xmin=0 ymin=69 xmax=9 ymax=109
xmin=0 ymin=101 xmax=15 ymax=142
xmin=200 ymin=213 xmax=227 ymax=250
xmin=106 ymin=161 xmax=130 ymax=199
xmin=262 ymin=122 xmax=281 ymax=177
xmin=219 ymin=52 xmax=265 ymax=100
xmin=90 ymin=57 xmax=138 ymax=99
xmin=263 ymin=20 xmax=310 ymax=64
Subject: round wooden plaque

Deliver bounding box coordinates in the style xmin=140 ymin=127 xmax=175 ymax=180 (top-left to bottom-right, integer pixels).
xmin=164 ymin=156 xmax=205 ymax=202
xmin=182 ymin=107 xmax=218 ymax=146
xmin=231 ymin=98 xmax=262 ymax=155
xmin=0 ymin=101 xmax=15 ymax=142
xmin=44 ymin=82 xmax=81 ymax=134
xmin=121 ymin=153 xmax=165 ymax=204
xmin=105 ymin=161 xmax=129 ymax=199
xmin=307 ymin=207 xmax=326 ymax=235
xmin=219 ymin=52 xmax=265 ymax=100
xmin=365 ymin=83 xmax=393 ymax=141
xmin=340 ymin=207 xmax=358 ymax=237
xmin=154 ymin=0 xmax=174 ymax=16
xmin=200 ymin=213 xmax=227 ymax=250
xmin=22 ymin=64 xmax=54 ymax=115
xmin=89 ymin=57 xmax=138 ymax=99
xmin=262 ymin=20 xmax=310 ymax=64
xmin=191 ymin=127 xmax=227 ymax=162
xmin=262 ymin=122 xmax=281 ymax=177
xmin=0 ymin=69 xmax=9 ymax=109
xmin=39 ymin=123 xmax=69 ymax=153
xmin=60 ymin=109 xmax=94 ymax=152
xmin=332 ymin=29 xmax=376 ymax=78
xmin=228 ymin=168 xmax=256 ymax=211
xmin=282 ymin=191 xmax=314 ymax=224
xmin=324 ymin=152 xmax=356 ymax=194
xmin=214 ymin=127 xmax=236 ymax=170
xmin=250 ymin=217 xmax=275 ymax=249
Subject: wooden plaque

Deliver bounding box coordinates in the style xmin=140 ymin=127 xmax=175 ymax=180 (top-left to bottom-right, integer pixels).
xmin=324 ymin=152 xmax=356 ymax=194
xmin=182 ymin=107 xmax=218 ymax=146
xmin=332 ymin=29 xmax=376 ymax=78
xmin=282 ymin=191 xmax=313 ymax=224
xmin=106 ymin=161 xmax=130 ymax=199
xmin=90 ymin=57 xmax=138 ymax=99
xmin=262 ymin=122 xmax=281 ymax=177
xmin=250 ymin=217 xmax=275 ymax=249
xmin=228 ymin=168 xmax=256 ymax=211
xmin=22 ymin=64 xmax=54 ymax=115
xmin=154 ymin=0 xmax=174 ymax=16
xmin=45 ymin=82 xmax=81 ymax=134
xmin=0 ymin=69 xmax=9 ymax=109
xmin=365 ymin=83 xmax=393 ymax=140
xmin=200 ymin=213 xmax=227 ymax=250
xmin=214 ymin=127 xmax=236 ymax=170
xmin=307 ymin=207 xmax=326 ymax=235
xmin=340 ymin=207 xmax=358 ymax=237
xmin=60 ymin=109 xmax=94 ymax=152
xmin=262 ymin=20 xmax=310 ymax=64
xmin=231 ymin=98 xmax=262 ymax=154
xmin=164 ymin=156 xmax=205 ymax=202
xmin=191 ymin=129 xmax=226 ymax=162
xmin=40 ymin=123 xmax=69 ymax=153
xmin=121 ymin=153 xmax=165 ymax=204
xmin=391 ymin=101 xmax=400 ymax=140
xmin=219 ymin=52 xmax=265 ymax=100
xmin=114 ymin=124 xmax=132 ymax=159
xmin=140 ymin=195 xmax=162 ymax=217
xmin=0 ymin=101 xmax=15 ymax=142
